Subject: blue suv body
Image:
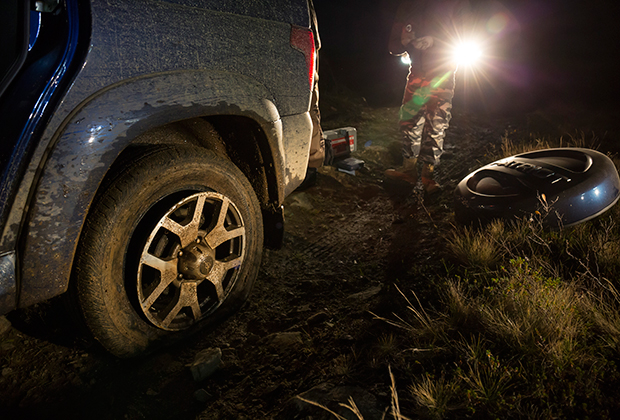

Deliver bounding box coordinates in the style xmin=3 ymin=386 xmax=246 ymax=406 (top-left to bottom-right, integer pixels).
xmin=0 ymin=0 xmax=316 ymax=357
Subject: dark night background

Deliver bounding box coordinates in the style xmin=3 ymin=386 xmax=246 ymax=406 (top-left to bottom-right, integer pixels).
xmin=313 ymin=0 xmax=620 ymax=116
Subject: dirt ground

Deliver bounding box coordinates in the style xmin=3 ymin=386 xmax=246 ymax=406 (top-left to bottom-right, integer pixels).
xmin=0 ymin=103 xmax=613 ymax=420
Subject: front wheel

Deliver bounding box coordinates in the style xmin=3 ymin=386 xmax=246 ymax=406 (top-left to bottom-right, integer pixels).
xmin=73 ymin=146 xmax=263 ymax=358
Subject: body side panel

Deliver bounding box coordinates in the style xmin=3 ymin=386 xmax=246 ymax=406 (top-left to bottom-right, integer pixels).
xmin=18 ymin=70 xmax=311 ymax=308
xmin=3 ymin=0 xmax=311 ymax=250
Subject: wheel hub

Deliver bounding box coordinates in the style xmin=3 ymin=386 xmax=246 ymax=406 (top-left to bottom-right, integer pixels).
xmin=177 ymin=238 xmax=215 ymax=279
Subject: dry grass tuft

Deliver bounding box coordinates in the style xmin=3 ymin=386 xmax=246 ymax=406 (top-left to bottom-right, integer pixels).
xmin=495 ymin=130 xmax=601 ymax=161
xmin=446 ymin=221 xmax=504 ymax=270
xmin=498 ymin=134 xmax=552 ymax=158
xmin=409 ymin=373 xmax=458 ymax=419
xmin=455 ymin=337 xmax=514 ymax=406
xmin=372 ymin=285 xmax=448 ymax=347
xmin=480 ymin=258 xmax=587 ymax=364
xmin=297 ymin=366 xmax=408 ymax=420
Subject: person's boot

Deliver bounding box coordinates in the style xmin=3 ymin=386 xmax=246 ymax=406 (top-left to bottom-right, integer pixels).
xmin=385 ymin=158 xmax=418 ymax=185
xmin=421 ymin=163 xmax=441 ymax=194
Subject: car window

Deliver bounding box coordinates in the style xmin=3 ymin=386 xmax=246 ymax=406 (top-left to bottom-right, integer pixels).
xmin=0 ymin=0 xmax=29 ymax=97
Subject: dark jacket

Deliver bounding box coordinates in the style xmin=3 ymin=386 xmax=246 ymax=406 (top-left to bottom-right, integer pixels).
xmin=389 ymin=0 xmax=471 ymax=75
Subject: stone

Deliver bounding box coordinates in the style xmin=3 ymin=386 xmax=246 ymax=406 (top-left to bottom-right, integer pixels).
xmin=194 ymin=388 xmax=213 ymax=402
xmin=190 ymin=347 xmax=222 ymax=382
xmin=306 ymin=311 xmax=330 ymax=326
xmin=263 ymin=332 xmax=303 ymax=350
xmin=347 ymin=285 xmax=382 ymax=301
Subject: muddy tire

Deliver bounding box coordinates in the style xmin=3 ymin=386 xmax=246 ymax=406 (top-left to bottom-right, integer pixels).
xmin=72 ymin=146 xmax=263 ymax=358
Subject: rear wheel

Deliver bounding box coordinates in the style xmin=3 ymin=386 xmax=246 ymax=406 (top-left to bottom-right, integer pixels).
xmin=73 ymin=146 xmax=263 ymax=357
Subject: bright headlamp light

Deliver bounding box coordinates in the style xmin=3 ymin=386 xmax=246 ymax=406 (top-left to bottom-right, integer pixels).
xmin=452 ymin=40 xmax=483 ymax=67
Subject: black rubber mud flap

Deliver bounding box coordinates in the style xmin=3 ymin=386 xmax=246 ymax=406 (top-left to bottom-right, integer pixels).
xmin=262 ymin=204 xmax=285 ymax=249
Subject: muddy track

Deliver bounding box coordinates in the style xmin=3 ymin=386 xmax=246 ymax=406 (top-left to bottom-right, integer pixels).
xmin=0 ymin=107 xmax=513 ymax=420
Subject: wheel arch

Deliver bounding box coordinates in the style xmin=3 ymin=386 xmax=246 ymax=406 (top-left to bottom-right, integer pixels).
xmin=126 ymin=116 xmax=276 ymax=207
xmin=17 ymin=70 xmax=287 ymax=309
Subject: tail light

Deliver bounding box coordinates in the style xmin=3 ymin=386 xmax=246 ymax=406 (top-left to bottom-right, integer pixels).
xmin=290 ymin=25 xmax=315 ymax=89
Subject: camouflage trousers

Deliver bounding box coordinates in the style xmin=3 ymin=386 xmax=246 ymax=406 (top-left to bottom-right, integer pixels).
xmin=398 ymin=70 xmax=455 ymax=165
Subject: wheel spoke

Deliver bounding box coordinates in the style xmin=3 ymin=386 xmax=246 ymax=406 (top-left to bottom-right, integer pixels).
xmin=206 ymin=225 xmax=245 ymax=249
xmin=141 ymin=252 xmax=176 ymax=273
xmin=205 ymin=256 xmax=242 ymax=300
xmin=216 ymin=197 xmax=230 ymax=227
xmin=160 ymin=194 xmax=206 ymax=247
xmin=204 ymin=198 xmax=244 ymax=248
xmin=140 ymin=253 xmax=177 ymax=309
xmin=160 ymin=282 xmax=202 ymax=329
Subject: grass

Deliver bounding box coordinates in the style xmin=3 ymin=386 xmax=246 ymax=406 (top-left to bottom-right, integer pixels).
xmin=306 ymin=125 xmax=620 ymax=419
xmin=398 ymin=219 xmax=620 ymax=418
xmin=404 ymin=135 xmax=620 ymax=418
xmin=446 ymin=220 xmax=503 ymax=270
xmin=492 ymin=129 xmax=603 ymax=162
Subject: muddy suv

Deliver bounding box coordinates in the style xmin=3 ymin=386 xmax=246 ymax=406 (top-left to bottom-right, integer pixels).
xmin=0 ymin=0 xmax=316 ymax=357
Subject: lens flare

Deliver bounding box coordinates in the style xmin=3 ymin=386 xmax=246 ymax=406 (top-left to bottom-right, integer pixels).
xmin=453 ymin=41 xmax=482 ymax=67
xmin=487 ymin=13 xmax=509 ymax=34
xmin=401 ymin=53 xmax=411 ymax=65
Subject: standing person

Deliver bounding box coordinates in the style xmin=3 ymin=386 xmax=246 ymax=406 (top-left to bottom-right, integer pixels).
xmin=386 ymin=0 xmax=472 ymax=194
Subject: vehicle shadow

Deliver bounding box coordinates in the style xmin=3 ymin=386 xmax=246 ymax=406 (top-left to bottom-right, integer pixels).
xmin=5 ymin=295 xmax=95 ymax=351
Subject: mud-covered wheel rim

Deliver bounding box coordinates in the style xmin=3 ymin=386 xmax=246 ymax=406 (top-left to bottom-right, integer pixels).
xmin=136 ymin=191 xmax=246 ymax=331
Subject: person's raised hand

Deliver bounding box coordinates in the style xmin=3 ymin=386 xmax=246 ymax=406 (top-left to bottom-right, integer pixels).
xmin=413 ymin=35 xmax=434 ymax=50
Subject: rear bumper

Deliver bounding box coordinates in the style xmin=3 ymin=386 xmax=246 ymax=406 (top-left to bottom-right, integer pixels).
xmin=281 ymin=111 xmax=313 ymax=197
